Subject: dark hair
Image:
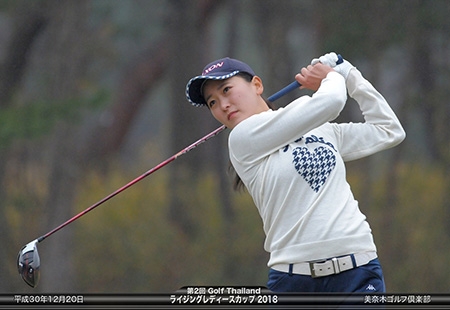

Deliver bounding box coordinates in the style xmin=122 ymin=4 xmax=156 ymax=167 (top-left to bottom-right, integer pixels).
xmin=228 ymin=72 xmax=276 ymax=192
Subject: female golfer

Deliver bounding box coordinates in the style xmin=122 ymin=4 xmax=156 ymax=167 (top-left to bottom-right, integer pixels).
xmin=185 ymin=53 xmax=405 ymax=292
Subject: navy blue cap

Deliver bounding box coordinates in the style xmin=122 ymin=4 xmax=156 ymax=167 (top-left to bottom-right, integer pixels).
xmin=186 ymin=57 xmax=256 ymax=107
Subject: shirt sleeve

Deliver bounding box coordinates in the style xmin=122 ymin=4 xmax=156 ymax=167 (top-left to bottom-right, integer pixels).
xmin=331 ymin=68 xmax=406 ymax=162
xmin=229 ymin=71 xmax=347 ymax=164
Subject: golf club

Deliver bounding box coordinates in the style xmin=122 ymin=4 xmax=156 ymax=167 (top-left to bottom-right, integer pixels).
xmin=17 ymin=55 xmax=343 ymax=288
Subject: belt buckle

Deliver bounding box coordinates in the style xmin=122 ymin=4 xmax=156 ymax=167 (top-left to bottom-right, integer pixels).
xmin=332 ymin=257 xmax=341 ymax=274
xmin=309 ymin=257 xmax=340 ymax=278
xmin=309 ymin=261 xmax=319 ymax=278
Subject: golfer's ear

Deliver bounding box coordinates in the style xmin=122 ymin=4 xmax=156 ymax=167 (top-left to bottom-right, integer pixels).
xmin=252 ymin=76 xmax=264 ymax=95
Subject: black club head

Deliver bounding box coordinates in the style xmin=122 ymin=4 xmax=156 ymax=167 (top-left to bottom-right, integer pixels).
xmin=17 ymin=240 xmax=40 ymax=288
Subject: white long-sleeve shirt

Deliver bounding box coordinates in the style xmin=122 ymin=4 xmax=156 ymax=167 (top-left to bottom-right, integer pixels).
xmin=228 ymin=70 xmax=405 ymax=267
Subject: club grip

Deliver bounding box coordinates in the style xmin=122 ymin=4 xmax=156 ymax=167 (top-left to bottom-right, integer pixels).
xmin=267 ymin=54 xmax=343 ymax=102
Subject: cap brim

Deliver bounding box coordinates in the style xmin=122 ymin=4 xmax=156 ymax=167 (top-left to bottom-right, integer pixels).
xmin=186 ymin=70 xmax=240 ymax=107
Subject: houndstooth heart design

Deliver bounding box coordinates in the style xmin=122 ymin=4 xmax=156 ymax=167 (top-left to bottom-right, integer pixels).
xmin=292 ymin=146 xmax=336 ymax=192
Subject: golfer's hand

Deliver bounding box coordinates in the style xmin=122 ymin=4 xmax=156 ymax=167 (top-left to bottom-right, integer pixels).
xmin=312 ymin=52 xmax=354 ymax=80
xmin=295 ymin=63 xmax=334 ymax=91
xmin=311 ymin=52 xmax=340 ymax=67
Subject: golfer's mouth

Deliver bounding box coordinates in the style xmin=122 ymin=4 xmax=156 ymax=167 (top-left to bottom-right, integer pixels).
xmin=228 ymin=111 xmax=237 ymax=121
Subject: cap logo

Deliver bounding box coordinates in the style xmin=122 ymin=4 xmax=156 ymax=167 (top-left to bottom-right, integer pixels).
xmin=203 ymin=61 xmax=224 ymax=75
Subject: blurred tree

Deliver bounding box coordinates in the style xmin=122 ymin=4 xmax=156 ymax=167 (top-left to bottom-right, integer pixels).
xmin=0 ymin=1 xmax=48 ymax=106
xmin=0 ymin=149 xmax=8 ymax=292
xmin=255 ymin=0 xmax=301 ymax=99
xmin=34 ymin=0 xmax=93 ymax=292
xmin=40 ymin=2 xmax=172 ymax=292
xmin=405 ymin=0 xmax=450 ymax=235
xmin=0 ymin=0 xmax=51 ymax=292
xmin=166 ymin=0 xmax=224 ymax=236
xmin=2 ymin=0 xmax=172 ymax=292
xmin=408 ymin=0 xmax=450 ymax=163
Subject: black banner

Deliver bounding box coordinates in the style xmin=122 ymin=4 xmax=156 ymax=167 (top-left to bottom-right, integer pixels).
xmin=2 ymin=287 xmax=450 ymax=309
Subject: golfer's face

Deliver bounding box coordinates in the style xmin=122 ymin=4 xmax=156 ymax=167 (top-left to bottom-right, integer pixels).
xmin=203 ymin=75 xmax=266 ymax=129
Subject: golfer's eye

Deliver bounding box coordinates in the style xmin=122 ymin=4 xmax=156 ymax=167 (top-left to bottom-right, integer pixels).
xmin=223 ymin=86 xmax=230 ymax=94
xmin=208 ymin=100 xmax=216 ymax=108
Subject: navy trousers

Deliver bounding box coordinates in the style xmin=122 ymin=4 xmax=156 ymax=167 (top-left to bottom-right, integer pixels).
xmin=267 ymin=258 xmax=385 ymax=293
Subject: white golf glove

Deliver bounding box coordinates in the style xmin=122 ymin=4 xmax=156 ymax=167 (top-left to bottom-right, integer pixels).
xmin=311 ymin=52 xmax=355 ymax=80
xmin=311 ymin=52 xmax=340 ymax=67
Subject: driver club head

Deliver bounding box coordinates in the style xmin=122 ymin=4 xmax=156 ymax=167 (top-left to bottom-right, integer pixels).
xmin=17 ymin=240 xmax=40 ymax=288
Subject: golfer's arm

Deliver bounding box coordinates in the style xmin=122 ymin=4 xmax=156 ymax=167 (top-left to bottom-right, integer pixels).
xmin=230 ymin=72 xmax=347 ymax=162
xmin=336 ymin=68 xmax=406 ymax=161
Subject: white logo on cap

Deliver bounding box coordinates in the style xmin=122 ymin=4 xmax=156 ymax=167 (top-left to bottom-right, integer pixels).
xmin=203 ymin=62 xmax=224 ymax=75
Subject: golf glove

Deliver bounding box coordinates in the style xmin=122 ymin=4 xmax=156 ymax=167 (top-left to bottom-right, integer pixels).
xmin=311 ymin=52 xmax=340 ymax=67
xmin=311 ymin=52 xmax=355 ymax=80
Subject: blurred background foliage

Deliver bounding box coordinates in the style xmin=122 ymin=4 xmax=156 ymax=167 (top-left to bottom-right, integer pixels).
xmin=1 ymin=0 xmax=449 ymax=293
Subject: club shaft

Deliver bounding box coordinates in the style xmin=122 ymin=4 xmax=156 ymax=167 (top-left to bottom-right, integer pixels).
xmin=38 ymin=124 xmax=226 ymax=242
xmin=37 ymin=78 xmax=304 ymax=243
